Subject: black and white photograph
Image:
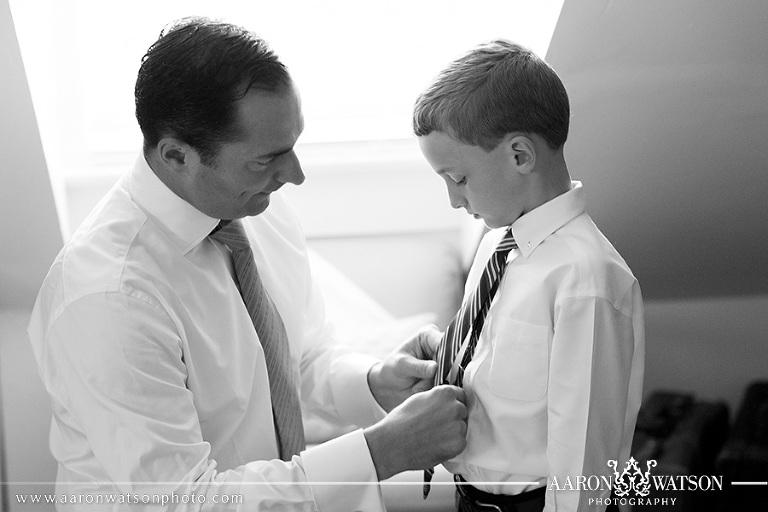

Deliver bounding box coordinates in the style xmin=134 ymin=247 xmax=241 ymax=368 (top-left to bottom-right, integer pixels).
xmin=1 ymin=0 xmax=767 ymax=510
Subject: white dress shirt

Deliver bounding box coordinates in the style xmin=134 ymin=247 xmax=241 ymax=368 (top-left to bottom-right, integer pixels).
xmin=444 ymin=182 xmax=645 ymax=512
xmin=28 ymin=155 xmax=387 ymax=511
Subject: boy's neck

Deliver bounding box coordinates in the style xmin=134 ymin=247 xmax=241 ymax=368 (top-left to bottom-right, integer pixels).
xmin=525 ymin=149 xmax=572 ymax=214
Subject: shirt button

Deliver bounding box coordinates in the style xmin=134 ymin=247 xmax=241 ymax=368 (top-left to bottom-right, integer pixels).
xmin=527 ymin=241 xmax=531 ymax=249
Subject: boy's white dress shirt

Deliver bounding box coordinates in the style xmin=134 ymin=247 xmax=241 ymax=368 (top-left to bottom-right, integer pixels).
xmin=445 ymin=181 xmax=645 ymax=512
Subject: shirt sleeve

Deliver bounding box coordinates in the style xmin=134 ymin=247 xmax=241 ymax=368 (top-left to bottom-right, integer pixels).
xmin=38 ymin=291 xmax=384 ymax=512
xmin=544 ymin=292 xmax=639 ymax=512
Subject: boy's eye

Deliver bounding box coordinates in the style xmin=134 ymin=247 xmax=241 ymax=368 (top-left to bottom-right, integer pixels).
xmin=452 ymin=176 xmax=466 ymax=185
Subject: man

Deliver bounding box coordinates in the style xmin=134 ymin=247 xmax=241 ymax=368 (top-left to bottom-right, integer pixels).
xmin=28 ymin=17 xmax=467 ymax=511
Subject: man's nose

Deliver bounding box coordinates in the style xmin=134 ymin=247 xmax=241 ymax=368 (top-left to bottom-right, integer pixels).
xmin=279 ymin=150 xmax=305 ymax=186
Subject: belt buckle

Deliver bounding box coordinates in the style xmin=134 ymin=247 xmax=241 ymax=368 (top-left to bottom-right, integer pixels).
xmin=472 ymin=500 xmax=504 ymax=512
xmin=455 ymin=479 xmax=505 ymax=512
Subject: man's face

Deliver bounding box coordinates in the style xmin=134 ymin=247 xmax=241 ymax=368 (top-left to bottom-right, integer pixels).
xmin=184 ymin=84 xmax=305 ymax=220
xmin=418 ymin=131 xmax=526 ymax=229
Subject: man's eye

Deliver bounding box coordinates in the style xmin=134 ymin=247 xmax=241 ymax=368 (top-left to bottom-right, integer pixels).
xmin=453 ymin=176 xmax=466 ymax=185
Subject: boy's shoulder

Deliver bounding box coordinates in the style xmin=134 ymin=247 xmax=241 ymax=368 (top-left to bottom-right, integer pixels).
xmin=545 ymin=212 xmax=638 ymax=302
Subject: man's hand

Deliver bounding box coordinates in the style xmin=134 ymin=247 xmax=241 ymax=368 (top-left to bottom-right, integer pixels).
xmin=367 ymin=324 xmax=442 ymax=412
xmin=363 ymin=385 xmax=467 ymax=481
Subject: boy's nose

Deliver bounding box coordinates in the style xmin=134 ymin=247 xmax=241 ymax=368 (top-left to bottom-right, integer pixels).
xmin=447 ymin=186 xmax=466 ymax=210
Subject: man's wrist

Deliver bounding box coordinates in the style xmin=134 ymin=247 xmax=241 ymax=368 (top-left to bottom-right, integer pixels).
xmin=363 ymin=423 xmax=398 ymax=481
xmin=367 ymin=361 xmax=385 ymax=409
xmin=367 ymin=361 xmax=402 ymax=412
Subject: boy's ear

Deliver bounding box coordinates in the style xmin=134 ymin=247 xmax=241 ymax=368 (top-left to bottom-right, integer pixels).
xmin=507 ymin=135 xmax=536 ymax=175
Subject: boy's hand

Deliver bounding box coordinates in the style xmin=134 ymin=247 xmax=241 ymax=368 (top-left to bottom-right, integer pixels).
xmin=364 ymin=385 xmax=467 ymax=480
xmin=368 ymin=325 xmax=442 ymax=412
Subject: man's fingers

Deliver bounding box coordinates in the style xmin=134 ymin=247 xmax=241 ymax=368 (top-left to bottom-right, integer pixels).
xmin=418 ymin=324 xmax=442 ymax=357
xmin=411 ymin=381 xmax=430 ymax=394
xmin=403 ymin=358 xmax=437 ymax=380
xmin=441 ymin=385 xmax=467 ymax=407
xmin=454 ymin=385 xmax=466 ymax=404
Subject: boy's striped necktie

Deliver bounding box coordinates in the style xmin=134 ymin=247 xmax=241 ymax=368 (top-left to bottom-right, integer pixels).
xmin=424 ymin=227 xmax=518 ymax=498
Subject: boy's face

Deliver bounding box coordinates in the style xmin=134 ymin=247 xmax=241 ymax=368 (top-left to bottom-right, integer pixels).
xmin=418 ymin=131 xmax=527 ymax=229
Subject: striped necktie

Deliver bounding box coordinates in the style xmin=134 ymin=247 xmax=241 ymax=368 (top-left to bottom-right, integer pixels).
xmin=210 ymin=219 xmax=305 ymax=461
xmin=424 ymin=227 xmax=518 ymax=497
xmin=435 ymin=227 xmax=518 ymax=387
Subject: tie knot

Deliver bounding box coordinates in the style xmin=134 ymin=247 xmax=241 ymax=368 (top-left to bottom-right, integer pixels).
xmin=209 ymin=219 xmax=251 ymax=252
xmin=495 ymin=228 xmax=518 ymax=253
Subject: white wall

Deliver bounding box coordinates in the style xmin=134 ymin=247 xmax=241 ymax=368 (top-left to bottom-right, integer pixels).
xmin=0 ymin=0 xmax=64 ymax=310
xmin=1 ymin=0 xmax=63 ymax=508
xmin=0 ymin=309 xmax=57 ymax=509
xmin=547 ymin=0 xmax=768 ymax=299
xmin=644 ymin=295 xmax=768 ymax=411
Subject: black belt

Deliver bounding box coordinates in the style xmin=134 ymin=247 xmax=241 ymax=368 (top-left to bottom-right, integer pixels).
xmin=455 ymin=475 xmax=545 ymax=510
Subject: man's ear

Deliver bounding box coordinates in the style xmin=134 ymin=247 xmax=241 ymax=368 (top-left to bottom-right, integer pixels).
xmin=156 ymin=137 xmax=193 ymax=172
xmin=507 ymin=135 xmax=536 ymax=175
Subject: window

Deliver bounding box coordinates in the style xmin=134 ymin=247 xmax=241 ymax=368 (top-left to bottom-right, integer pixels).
xmin=10 ymin=0 xmax=564 ymax=180
xmin=9 ymin=0 xmax=565 ymax=316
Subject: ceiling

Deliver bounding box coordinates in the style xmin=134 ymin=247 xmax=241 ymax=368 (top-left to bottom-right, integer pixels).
xmin=546 ymin=0 xmax=768 ymax=299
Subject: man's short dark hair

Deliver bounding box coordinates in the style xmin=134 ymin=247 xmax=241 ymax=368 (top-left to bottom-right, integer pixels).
xmin=413 ymin=39 xmax=569 ymax=151
xmin=135 ymin=17 xmax=291 ymax=165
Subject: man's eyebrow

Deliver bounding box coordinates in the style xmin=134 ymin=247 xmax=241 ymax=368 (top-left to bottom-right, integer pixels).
xmin=257 ymin=146 xmax=294 ymax=160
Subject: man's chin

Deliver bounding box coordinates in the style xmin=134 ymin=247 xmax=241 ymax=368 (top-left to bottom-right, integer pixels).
xmin=243 ymin=194 xmax=271 ymax=217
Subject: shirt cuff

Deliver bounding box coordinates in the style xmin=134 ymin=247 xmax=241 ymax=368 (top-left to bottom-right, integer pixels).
xmin=302 ymin=429 xmax=385 ymax=512
xmin=330 ymin=353 xmax=386 ymax=427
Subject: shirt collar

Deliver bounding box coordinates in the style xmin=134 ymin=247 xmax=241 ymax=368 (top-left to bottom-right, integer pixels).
xmin=511 ymin=181 xmax=586 ymax=258
xmin=128 ymin=154 xmax=220 ymax=255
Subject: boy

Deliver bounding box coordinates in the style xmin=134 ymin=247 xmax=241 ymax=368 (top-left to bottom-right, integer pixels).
xmin=413 ymin=40 xmax=645 ymax=512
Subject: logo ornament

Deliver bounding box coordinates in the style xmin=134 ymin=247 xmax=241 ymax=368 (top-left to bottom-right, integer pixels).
xmin=608 ymin=457 xmax=658 ymax=497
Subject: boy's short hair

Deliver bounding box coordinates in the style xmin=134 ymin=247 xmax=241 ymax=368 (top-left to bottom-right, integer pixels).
xmin=413 ymin=39 xmax=570 ymax=151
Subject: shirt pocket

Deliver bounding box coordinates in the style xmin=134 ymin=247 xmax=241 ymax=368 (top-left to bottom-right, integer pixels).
xmin=487 ymin=318 xmax=550 ymax=401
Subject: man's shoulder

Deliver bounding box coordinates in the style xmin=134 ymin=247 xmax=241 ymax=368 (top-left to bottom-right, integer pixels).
xmin=44 ymin=186 xmax=150 ymax=306
xmin=29 ymin=183 xmax=159 ymax=344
